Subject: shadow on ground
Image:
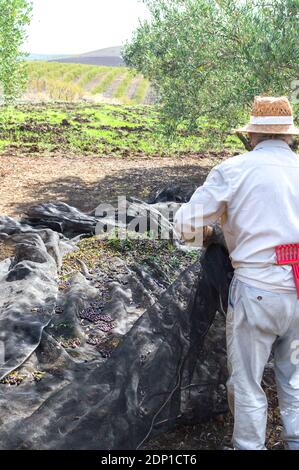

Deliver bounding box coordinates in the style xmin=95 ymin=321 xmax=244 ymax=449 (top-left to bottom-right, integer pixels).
xmin=13 ymin=164 xmax=211 ymax=214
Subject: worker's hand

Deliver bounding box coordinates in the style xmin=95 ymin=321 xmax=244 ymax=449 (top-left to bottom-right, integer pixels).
xmin=203 ymin=225 xmax=214 ymax=244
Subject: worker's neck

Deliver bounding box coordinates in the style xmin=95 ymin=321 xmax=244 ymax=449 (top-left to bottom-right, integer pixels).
xmin=252 ymin=138 xmax=292 ymax=150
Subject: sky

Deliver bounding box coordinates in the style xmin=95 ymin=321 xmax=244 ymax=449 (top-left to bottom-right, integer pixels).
xmin=23 ymin=0 xmax=150 ymax=55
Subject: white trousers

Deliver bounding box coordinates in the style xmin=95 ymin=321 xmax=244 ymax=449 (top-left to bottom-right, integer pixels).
xmin=226 ymin=277 xmax=299 ymax=450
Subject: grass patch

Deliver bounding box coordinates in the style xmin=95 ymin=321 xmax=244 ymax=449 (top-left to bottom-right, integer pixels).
xmin=0 ymin=102 xmax=244 ymax=156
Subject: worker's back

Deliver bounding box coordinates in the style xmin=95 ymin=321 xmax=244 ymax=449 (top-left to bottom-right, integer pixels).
xmin=221 ymin=139 xmax=299 ymax=291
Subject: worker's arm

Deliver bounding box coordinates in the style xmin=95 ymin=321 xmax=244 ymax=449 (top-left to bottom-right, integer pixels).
xmin=174 ymin=165 xmax=231 ymax=245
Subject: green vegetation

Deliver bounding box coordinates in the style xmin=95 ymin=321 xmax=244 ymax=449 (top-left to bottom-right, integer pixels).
xmin=91 ymin=67 xmax=120 ymax=95
xmin=114 ymin=70 xmax=134 ymax=100
xmin=123 ymin=0 xmax=299 ymax=131
xmin=77 ymin=67 xmax=105 ymax=88
xmin=0 ymin=0 xmax=32 ymax=103
xmin=26 ymin=61 xmax=151 ymax=104
xmin=132 ymin=79 xmax=150 ymax=105
xmin=0 ymin=102 xmax=242 ymax=157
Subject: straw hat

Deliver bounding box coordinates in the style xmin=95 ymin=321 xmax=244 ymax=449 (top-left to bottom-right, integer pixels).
xmin=235 ymin=96 xmax=299 ymax=135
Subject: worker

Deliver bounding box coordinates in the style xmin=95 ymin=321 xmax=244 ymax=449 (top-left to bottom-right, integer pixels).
xmin=174 ymin=96 xmax=299 ymax=450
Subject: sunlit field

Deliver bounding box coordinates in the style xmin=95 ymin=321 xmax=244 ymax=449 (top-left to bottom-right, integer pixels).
xmin=26 ymin=61 xmax=153 ymax=104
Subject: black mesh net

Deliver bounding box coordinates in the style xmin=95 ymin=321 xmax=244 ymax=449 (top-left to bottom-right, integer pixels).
xmin=0 ymin=198 xmax=233 ymax=449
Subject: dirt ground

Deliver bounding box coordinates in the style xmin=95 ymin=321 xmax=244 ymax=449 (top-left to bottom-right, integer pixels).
xmin=0 ymin=152 xmax=224 ymax=217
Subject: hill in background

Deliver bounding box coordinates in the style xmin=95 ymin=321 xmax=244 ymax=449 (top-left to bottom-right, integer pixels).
xmin=27 ymin=53 xmax=69 ymax=61
xmin=49 ymin=46 xmax=124 ymax=67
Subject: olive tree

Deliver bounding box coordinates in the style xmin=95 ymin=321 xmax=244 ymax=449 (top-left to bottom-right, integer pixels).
xmin=123 ymin=0 xmax=299 ymax=131
xmin=0 ymin=0 xmax=32 ymax=104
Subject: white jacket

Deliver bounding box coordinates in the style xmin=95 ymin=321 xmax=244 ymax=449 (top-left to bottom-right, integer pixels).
xmin=174 ymin=139 xmax=299 ymax=292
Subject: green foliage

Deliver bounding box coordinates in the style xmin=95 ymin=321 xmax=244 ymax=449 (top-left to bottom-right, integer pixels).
xmin=123 ymin=0 xmax=299 ymax=131
xmin=0 ymin=0 xmax=32 ymax=103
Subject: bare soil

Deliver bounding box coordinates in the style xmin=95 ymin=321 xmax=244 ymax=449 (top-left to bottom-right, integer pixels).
xmin=84 ymin=72 xmax=106 ymax=92
xmin=0 ymin=153 xmax=223 ymax=217
xmin=102 ymin=72 xmax=128 ymax=98
xmin=126 ymin=76 xmax=143 ymax=99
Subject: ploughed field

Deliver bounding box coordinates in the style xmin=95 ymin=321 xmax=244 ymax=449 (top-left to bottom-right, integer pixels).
xmin=26 ymin=62 xmax=153 ymax=104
